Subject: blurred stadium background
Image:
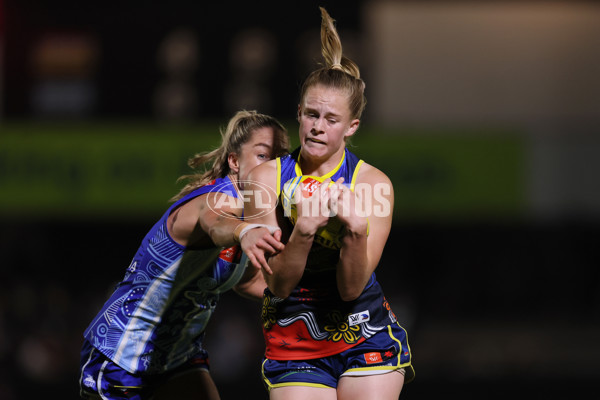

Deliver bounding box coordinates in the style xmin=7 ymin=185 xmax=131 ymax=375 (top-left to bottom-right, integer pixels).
xmin=1 ymin=0 xmax=599 ymax=398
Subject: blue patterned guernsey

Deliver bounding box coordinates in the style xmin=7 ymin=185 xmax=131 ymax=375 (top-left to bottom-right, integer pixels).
xmin=83 ymin=176 xmax=245 ymax=374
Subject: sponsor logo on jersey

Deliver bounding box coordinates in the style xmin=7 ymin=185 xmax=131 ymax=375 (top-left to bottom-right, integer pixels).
xmin=301 ymin=177 xmax=321 ymax=197
xmin=364 ymin=352 xmax=383 ymax=364
xmin=219 ymin=245 xmax=241 ymax=262
xmin=83 ymin=374 xmax=96 ymax=389
xmin=364 ymin=348 xmax=398 ymax=365
xmin=348 ymin=310 xmax=370 ymax=326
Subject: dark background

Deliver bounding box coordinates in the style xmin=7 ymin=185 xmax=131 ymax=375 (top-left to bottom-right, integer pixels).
xmin=2 ymin=219 xmax=597 ymax=399
xmin=1 ymin=0 xmax=599 ymax=399
xmin=3 ymin=0 xmax=362 ymax=120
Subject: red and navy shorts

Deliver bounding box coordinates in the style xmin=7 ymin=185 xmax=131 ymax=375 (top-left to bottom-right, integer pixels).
xmin=78 ymin=340 xmax=210 ymax=399
xmin=262 ymin=322 xmax=414 ymax=390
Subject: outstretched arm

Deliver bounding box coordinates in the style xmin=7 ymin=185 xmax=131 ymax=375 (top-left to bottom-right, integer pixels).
xmin=169 ymin=192 xmax=284 ymax=270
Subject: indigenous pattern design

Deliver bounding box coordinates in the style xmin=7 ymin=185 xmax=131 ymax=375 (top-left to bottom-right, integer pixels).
xmin=83 ymin=176 xmax=245 ymax=374
xmin=263 ymin=148 xmax=397 ymax=361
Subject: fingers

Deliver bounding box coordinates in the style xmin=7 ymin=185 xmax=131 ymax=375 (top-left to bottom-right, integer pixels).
xmin=246 ymin=252 xmax=273 ymax=275
xmin=262 ymin=233 xmax=285 ymax=253
xmin=261 ymin=261 xmax=273 ymax=275
xmin=328 ymin=178 xmax=359 ymax=222
xmin=240 ymin=227 xmax=283 ymax=276
xmin=326 ymin=178 xmax=346 ymax=217
xmin=241 ymin=227 xmax=284 ymax=252
xmin=255 ymin=227 xmax=284 ymax=253
xmin=296 ymin=177 xmax=351 ymax=225
xmin=255 ymin=253 xmax=274 ymax=275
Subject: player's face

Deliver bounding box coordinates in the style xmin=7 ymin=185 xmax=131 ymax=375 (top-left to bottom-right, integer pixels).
xmin=297 ymin=84 xmax=359 ymax=161
xmin=235 ymin=126 xmax=276 ymax=186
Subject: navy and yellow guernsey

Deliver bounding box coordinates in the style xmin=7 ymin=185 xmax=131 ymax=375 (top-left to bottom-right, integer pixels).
xmin=263 ymin=147 xmax=403 ymax=360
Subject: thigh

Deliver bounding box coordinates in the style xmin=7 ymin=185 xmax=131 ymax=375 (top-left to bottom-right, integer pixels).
xmin=262 ymin=358 xmax=339 ymax=390
xmin=337 ymin=371 xmax=405 ymax=400
xmin=153 ymin=369 xmax=220 ymax=400
xmin=263 ymin=357 xmax=339 ymax=400
xmin=270 ymin=386 xmax=337 ymax=400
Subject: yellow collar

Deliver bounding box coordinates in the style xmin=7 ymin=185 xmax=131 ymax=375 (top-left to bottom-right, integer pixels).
xmin=295 ymin=149 xmax=346 ymax=182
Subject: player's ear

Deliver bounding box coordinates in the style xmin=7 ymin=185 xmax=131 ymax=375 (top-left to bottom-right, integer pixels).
xmin=228 ymin=152 xmax=240 ymax=174
xmin=345 ymin=119 xmax=360 ymax=138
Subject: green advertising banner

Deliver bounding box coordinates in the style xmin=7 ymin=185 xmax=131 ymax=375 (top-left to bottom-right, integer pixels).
xmin=0 ymin=122 xmax=525 ymax=221
xmin=350 ymin=130 xmax=526 ymax=220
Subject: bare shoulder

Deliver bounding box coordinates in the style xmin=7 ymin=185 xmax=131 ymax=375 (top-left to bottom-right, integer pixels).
xmin=248 ymin=159 xmax=278 ymax=182
xmin=245 ymin=159 xmax=279 ymax=223
xmin=356 ymin=161 xmax=393 ymax=187
xmin=354 ymin=161 xmax=395 ymax=226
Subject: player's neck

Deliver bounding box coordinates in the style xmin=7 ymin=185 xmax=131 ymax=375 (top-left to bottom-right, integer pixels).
xmin=298 ymin=147 xmax=345 ymax=177
xmin=228 ymin=173 xmax=242 ymax=196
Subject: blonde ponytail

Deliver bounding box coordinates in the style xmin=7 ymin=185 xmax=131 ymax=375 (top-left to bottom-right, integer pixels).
xmin=170 ymin=110 xmax=288 ymax=201
xmin=300 ymin=7 xmax=367 ymax=121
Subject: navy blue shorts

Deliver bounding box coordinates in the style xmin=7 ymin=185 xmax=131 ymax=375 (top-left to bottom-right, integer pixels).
xmin=262 ymin=322 xmax=414 ymax=390
xmin=79 ymin=340 xmax=210 ymax=399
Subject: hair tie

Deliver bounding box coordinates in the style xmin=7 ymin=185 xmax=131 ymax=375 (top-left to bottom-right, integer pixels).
xmin=331 ymin=63 xmax=343 ymax=70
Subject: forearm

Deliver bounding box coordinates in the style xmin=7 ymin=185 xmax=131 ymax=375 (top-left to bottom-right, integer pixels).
xmin=336 ymin=223 xmax=371 ymax=301
xmin=207 ymin=216 xmax=244 ymax=247
xmin=234 ymin=270 xmax=267 ymax=301
xmin=264 ymin=225 xmax=315 ymax=298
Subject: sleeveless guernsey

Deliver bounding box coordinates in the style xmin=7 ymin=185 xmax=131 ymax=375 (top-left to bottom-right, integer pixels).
xmin=263 ymin=147 xmax=398 ymax=360
xmin=84 ymin=176 xmax=245 ymax=374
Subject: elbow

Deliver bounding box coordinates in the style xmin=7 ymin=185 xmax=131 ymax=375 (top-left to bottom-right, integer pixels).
xmin=268 ymin=284 xmax=292 ymax=300
xmin=207 ymin=225 xmax=223 ymax=246
xmin=232 ymin=283 xmax=247 ymax=298
xmin=338 ymin=287 xmax=363 ymax=302
xmin=270 ymin=288 xmax=291 ymax=300
xmin=233 ymin=285 xmax=262 ymax=302
xmin=232 ymin=285 xmax=246 ymax=299
xmin=340 ymin=292 xmax=361 ymax=302
xmin=208 ymin=223 xmax=235 ymax=247
xmin=264 ymin=274 xmax=293 ymax=299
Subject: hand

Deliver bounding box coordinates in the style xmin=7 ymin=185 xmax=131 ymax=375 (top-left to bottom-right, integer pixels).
xmin=295 ymin=178 xmax=333 ymax=235
xmin=240 ymin=227 xmax=284 ymax=275
xmin=330 ymin=178 xmax=368 ymax=235
xmin=326 ymin=177 xmax=345 ymax=218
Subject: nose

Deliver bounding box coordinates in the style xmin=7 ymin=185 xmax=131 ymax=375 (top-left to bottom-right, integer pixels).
xmin=312 ymin=117 xmax=325 ymax=134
